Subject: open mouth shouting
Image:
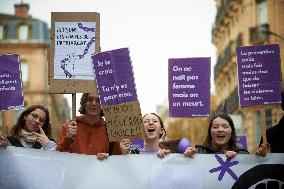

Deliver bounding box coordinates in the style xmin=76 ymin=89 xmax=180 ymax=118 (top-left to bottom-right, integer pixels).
xmin=148 ymin=128 xmax=155 ymax=132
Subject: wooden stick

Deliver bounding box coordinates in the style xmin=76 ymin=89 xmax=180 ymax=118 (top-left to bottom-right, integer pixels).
xmin=72 ymin=93 xmax=76 ymax=120
xmin=1 ymin=111 xmax=8 ymax=136
xmin=260 ymin=109 xmax=267 ymax=147
xmin=190 ymin=119 xmax=195 ymax=149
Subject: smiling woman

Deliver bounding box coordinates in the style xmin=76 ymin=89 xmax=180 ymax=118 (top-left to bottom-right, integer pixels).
xmin=120 ymin=113 xmax=170 ymax=159
xmin=184 ymin=113 xmax=249 ymax=159
xmin=0 ymin=105 xmax=56 ymax=150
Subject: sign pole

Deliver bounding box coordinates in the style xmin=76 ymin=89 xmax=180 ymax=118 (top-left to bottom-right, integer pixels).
xmin=260 ymin=108 xmax=267 ymax=147
xmin=1 ymin=111 xmax=8 ymax=136
xmin=189 ymin=119 xmax=195 ymax=149
xmin=72 ymin=93 xmax=76 ymax=120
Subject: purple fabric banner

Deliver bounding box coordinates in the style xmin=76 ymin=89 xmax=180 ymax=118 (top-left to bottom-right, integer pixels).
xmin=0 ymin=54 xmax=24 ymax=111
xmin=237 ymin=44 xmax=281 ymax=107
xmin=168 ymin=57 xmax=210 ymax=117
xmin=92 ymin=48 xmax=137 ymax=105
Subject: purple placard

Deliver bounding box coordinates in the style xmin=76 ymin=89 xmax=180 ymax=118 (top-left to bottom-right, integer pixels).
xmin=168 ymin=57 xmax=211 ymax=117
xmin=237 ymin=44 xmax=281 ymax=107
xmin=92 ymin=48 xmax=137 ymax=105
xmin=0 ymin=54 xmax=24 ymax=111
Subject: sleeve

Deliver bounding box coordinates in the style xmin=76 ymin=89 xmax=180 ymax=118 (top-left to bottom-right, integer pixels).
xmin=109 ymin=141 xmax=122 ymax=155
xmin=56 ymin=122 xmax=72 ymax=152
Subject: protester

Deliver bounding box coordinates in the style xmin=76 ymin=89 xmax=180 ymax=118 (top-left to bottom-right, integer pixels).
xmin=120 ymin=113 xmax=170 ymax=158
xmin=184 ymin=113 xmax=248 ymax=159
xmin=256 ymin=91 xmax=284 ymax=156
xmin=56 ymin=93 xmax=122 ymax=160
xmin=0 ymin=105 xmax=56 ymax=150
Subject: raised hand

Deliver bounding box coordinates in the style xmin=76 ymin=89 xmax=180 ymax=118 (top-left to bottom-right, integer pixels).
xmin=255 ymin=144 xmax=268 ymax=157
xmin=120 ymin=139 xmax=132 ymax=155
xmin=66 ymin=120 xmax=78 ymax=140
xmin=157 ymin=148 xmax=171 ymax=159
xmin=224 ymin=150 xmax=237 ymax=159
xmin=0 ymin=136 xmax=8 ymax=148
xmin=33 ymin=127 xmax=50 ymax=145
xmin=183 ymin=147 xmax=197 ymax=158
xmin=97 ymin=153 xmax=109 ymax=160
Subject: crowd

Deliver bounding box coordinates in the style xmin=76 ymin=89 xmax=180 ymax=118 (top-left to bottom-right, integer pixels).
xmin=1 ymin=91 xmax=283 ymax=160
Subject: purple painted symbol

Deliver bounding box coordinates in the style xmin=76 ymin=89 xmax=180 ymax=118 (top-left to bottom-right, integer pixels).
xmin=209 ymin=154 xmax=239 ymax=181
xmin=60 ymin=53 xmax=75 ymax=78
xmin=78 ymin=37 xmax=95 ymax=59
xmin=78 ymin=23 xmax=95 ymax=32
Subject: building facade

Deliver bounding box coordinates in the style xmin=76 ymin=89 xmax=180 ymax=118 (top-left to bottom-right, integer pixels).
xmin=0 ymin=3 xmax=70 ymax=138
xmin=212 ymin=0 xmax=284 ymax=152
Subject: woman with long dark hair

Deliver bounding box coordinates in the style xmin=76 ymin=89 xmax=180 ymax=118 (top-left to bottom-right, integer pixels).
xmin=0 ymin=105 xmax=56 ymax=150
xmin=184 ymin=113 xmax=248 ymax=158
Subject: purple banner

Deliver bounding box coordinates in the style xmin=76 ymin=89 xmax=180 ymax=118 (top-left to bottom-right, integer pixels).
xmin=168 ymin=58 xmax=210 ymax=117
xmin=92 ymin=48 xmax=137 ymax=105
xmin=0 ymin=54 xmax=24 ymax=111
xmin=237 ymin=44 xmax=281 ymax=107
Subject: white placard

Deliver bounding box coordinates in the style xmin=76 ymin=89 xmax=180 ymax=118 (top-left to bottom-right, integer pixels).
xmin=54 ymin=22 xmax=96 ymax=80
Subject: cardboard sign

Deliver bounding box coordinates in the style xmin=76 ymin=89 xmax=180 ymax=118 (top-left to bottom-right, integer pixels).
xmin=103 ymin=100 xmax=144 ymax=142
xmin=49 ymin=12 xmax=100 ymax=93
xmin=92 ymin=48 xmax=143 ymax=141
xmin=237 ymin=44 xmax=282 ymax=107
xmin=1 ymin=147 xmax=284 ymax=189
xmin=0 ymin=54 xmax=24 ymax=111
xmin=168 ymin=57 xmax=210 ymax=117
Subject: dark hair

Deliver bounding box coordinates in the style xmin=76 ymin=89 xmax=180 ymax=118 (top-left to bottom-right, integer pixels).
xmin=143 ymin=113 xmax=166 ymax=141
xmin=78 ymin=93 xmax=104 ymax=117
xmin=11 ymin=105 xmax=51 ymax=138
xmin=203 ymin=113 xmax=237 ymax=151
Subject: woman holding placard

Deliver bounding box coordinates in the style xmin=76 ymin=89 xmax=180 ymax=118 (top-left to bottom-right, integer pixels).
xmin=120 ymin=113 xmax=170 ymax=158
xmin=0 ymin=105 xmax=56 ymax=150
xmin=184 ymin=113 xmax=248 ymax=158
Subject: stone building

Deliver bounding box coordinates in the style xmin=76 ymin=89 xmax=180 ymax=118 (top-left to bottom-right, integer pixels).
xmin=212 ymin=0 xmax=284 ymax=152
xmin=0 ymin=2 xmax=70 ymax=138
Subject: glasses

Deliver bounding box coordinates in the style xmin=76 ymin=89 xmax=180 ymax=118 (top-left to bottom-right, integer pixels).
xmin=30 ymin=112 xmax=46 ymax=125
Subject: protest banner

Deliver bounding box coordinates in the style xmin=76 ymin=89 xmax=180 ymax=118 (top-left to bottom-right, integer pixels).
xmin=92 ymin=48 xmax=143 ymax=141
xmin=168 ymin=57 xmax=211 ymax=118
xmin=168 ymin=57 xmax=211 ymax=148
xmin=237 ymin=44 xmax=281 ymax=107
xmin=49 ymin=12 xmax=100 ymax=93
xmin=237 ymin=44 xmax=282 ymax=146
xmin=1 ymin=147 xmax=284 ymax=189
xmin=0 ymin=54 xmax=24 ymax=111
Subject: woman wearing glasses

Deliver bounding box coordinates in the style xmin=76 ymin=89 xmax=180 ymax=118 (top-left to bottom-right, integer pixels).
xmin=0 ymin=105 xmax=56 ymax=150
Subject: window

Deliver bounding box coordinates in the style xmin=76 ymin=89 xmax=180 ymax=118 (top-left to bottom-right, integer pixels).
xmin=256 ymin=0 xmax=267 ymax=25
xmin=20 ymin=61 xmax=29 ymax=86
xmin=18 ymin=24 xmax=29 ymax=40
